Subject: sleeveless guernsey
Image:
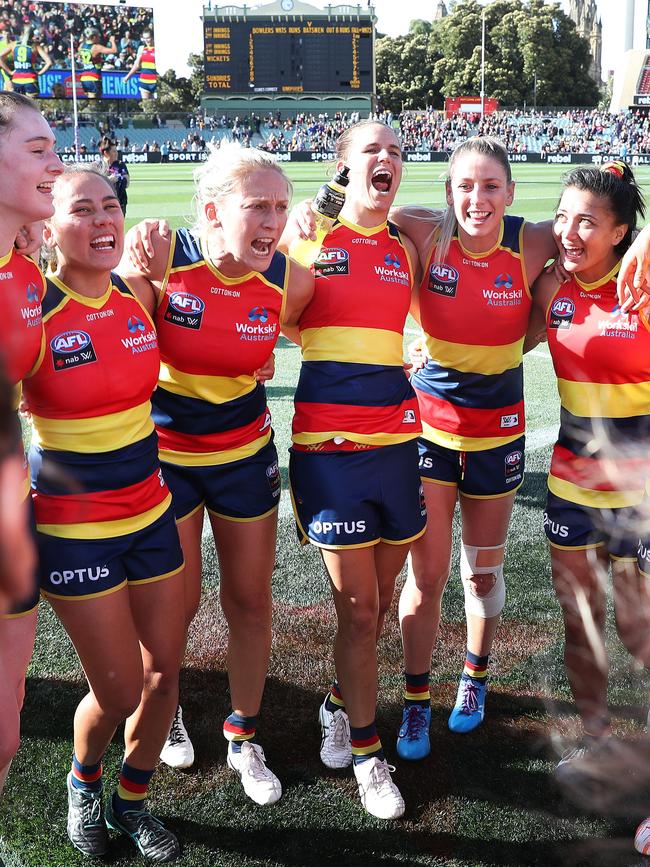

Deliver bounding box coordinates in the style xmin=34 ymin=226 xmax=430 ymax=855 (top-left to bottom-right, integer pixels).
xmin=153 ymin=228 xmax=287 ymax=466
xmin=413 ymin=215 xmax=531 ymax=451
xmin=24 ymin=273 xmax=170 ymax=539
xmin=545 ymin=265 xmax=650 ymax=509
xmin=292 ymin=215 xmax=420 ymax=449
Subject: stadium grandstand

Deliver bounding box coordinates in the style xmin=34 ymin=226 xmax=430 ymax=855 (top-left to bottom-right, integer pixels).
xmin=48 ymin=107 xmax=650 ymax=160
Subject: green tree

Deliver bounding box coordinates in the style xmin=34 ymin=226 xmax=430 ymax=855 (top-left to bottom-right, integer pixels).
xmin=156 ymin=53 xmax=204 ymax=114
xmin=376 ymin=0 xmax=600 ymax=110
xmin=375 ymin=22 xmax=443 ymax=111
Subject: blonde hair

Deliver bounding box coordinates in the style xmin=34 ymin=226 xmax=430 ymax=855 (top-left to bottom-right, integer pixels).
xmin=435 ymin=136 xmax=511 ymax=263
xmin=335 ymin=119 xmax=401 ymax=164
xmin=192 ymin=141 xmax=291 ymax=233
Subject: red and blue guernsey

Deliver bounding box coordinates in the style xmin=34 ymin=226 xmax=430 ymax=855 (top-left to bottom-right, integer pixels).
xmin=0 ymin=248 xmax=44 ymax=396
xmin=139 ymin=45 xmax=156 ymax=89
xmin=293 ymin=216 xmax=420 ymax=449
xmin=24 ymin=273 xmax=171 ymax=539
xmin=153 ymin=228 xmax=288 ymax=465
xmin=0 ymin=248 xmax=45 ymax=498
xmin=413 ymin=215 xmax=531 ymax=451
xmin=546 ymin=265 xmax=650 ymax=509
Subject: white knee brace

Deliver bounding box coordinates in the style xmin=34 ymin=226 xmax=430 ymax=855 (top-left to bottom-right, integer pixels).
xmin=460 ymin=544 xmax=506 ymax=618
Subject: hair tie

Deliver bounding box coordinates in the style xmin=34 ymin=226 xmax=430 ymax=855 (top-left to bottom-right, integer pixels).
xmin=601 ymin=160 xmax=626 ymax=179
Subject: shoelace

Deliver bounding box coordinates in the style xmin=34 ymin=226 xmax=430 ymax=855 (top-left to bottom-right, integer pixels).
xmin=167 ymin=709 xmax=184 ymax=746
xmin=402 ymin=706 xmax=427 ymax=740
xmin=369 ymin=762 xmax=398 ymax=798
xmin=124 ymin=811 xmax=171 ymax=851
xmin=330 ymin=712 xmax=350 ymax=748
xmin=77 ymin=789 xmax=103 ymax=827
xmin=242 ymin=744 xmax=273 ymax=780
xmin=459 ymin=681 xmax=479 ymax=715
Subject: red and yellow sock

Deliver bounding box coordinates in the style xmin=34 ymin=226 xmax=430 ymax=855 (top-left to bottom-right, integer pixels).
xmin=70 ymin=754 xmax=103 ymax=792
xmin=350 ymin=722 xmax=384 ymax=765
xmin=404 ymin=670 xmax=431 ymax=708
xmin=113 ymin=762 xmax=154 ymax=815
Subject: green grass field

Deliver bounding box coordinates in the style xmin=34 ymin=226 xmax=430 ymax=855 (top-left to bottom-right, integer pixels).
xmin=2 ymin=162 xmax=650 ymax=867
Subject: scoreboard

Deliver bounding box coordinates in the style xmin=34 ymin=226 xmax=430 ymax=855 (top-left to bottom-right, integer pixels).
xmin=204 ymin=18 xmax=373 ymax=94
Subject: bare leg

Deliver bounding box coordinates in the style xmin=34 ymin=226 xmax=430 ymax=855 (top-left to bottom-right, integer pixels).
xmin=398 ymin=482 xmax=457 ymax=673
xmin=0 ymin=609 xmax=37 ymax=794
xmin=209 ymin=510 xmax=277 ymax=717
xmin=551 ymin=545 xmax=611 ymax=737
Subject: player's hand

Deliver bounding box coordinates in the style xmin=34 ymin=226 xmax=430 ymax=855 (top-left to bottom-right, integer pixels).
xmin=126 ymin=219 xmax=170 ymax=271
xmin=289 ymin=199 xmax=316 ymax=241
xmin=407 ymin=336 xmax=429 ymax=374
xmin=15 ymin=221 xmax=44 ymax=259
xmin=254 ymin=352 xmax=275 ymax=383
xmin=545 ymin=257 xmax=570 ymax=285
xmin=618 ymin=225 xmax=650 ymax=312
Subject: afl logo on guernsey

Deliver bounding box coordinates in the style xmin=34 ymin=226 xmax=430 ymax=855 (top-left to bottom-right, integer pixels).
xmin=51 ymin=330 xmax=97 ymax=371
xmin=314 ymin=247 xmax=349 ymax=277
xmin=165 ymin=290 xmax=205 ymax=330
xmin=504 ymin=448 xmax=523 ymax=482
xmin=549 ymin=297 xmax=575 ymax=330
xmin=427 ymin=263 xmax=459 ymax=298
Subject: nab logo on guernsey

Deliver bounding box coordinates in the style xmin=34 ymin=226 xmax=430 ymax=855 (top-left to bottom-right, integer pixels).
xmin=403 ymin=409 xmax=417 ymax=424
xmin=500 ymin=413 xmax=519 ymax=429
xmin=165 ymin=291 xmax=205 ymax=330
xmin=314 ymin=247 xmax=349 ymax=277
xmin=549 ymin=297 xmax=575 ymax=329
xmin=122 ymin=315 xmax=157 ymax=354
xmin=236 ymin=307 xmax=278 ymax=342
xmin=427 ymin=263 xmax=459 ymax=297
xmin=51 ymin=330 xmax=97 ymax=371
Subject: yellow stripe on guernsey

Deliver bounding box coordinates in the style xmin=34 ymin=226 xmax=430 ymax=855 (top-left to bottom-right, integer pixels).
xmin=421 ymin=420 xmax=521 ymax=453
xmin=548 ymin=475 xmax=645 ymax=510
xmin=37 ymin=491 xmax=172 ymax=539
xmin=158 ymin=432 xmax=271 ymax=467
xmin=158 ymin=363 xmax=256 ymax=404
xmin=301 ymin=327 xmax=404 ymax=366
xmin=31 ymin=404 xmax=154 ymax=453
xmin=423 ymin=334 xmax=524 ymax=376
xmin=557 ymin=379 xmax=650 ymax=419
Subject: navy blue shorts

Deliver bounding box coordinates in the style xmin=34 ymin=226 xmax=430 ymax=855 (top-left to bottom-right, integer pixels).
xmin=289 ymin=439 xmax=426 ymax=549
xmin=13 ymin=82 xmax=38 ymax=96
xmin=38 ymin=505 xmax=184 ymax=600
xmin=418 ymin=436 xmax=525 ymax=498
xmin=81 ymin=80 xmax=101 ymax=96
xmin=163 ymin=440 xmax=281 ymax=523
xmin=544 ymin=491 xmax=643 ymax=560
xmin=139 ymin=80 xmax=156 ymax=94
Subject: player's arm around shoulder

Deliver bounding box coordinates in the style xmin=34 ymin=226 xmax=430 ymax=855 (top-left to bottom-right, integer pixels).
xmin=522 ymin=219 xmax=558 ymax=284
xmin=281 ymin=258 xmax=314 ymax=345
xmin=121 ymin=219 xmax=172 ymax=286
xmin=400 ymin=231 xmax=422 ymax=322
xmin=390 ymin=205 xmax=443 ymax=258
xmin=524 ymin=267 xmax=560 ymax=353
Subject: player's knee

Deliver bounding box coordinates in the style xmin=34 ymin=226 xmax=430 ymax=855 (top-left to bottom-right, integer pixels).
xmin=460 ymin=544 xmax=505 ymax=618
xmin=338 ymin=599 xmax=379 ymax=642
xmin=142 ymin=666 xmax=179 ymax=701
xmin=408 ymin=554 xmax=451 ymax=599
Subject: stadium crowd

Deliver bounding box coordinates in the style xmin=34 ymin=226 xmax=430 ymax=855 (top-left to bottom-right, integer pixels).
xmin=0 ymin=1 xmax=152 ymax=71
xmin=252 ymin=107 xmax=650 ymax=156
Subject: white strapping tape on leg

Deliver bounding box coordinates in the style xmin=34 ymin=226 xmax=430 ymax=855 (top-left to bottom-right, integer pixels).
xmin=460 ymin=543 xmax=506 ymax=618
